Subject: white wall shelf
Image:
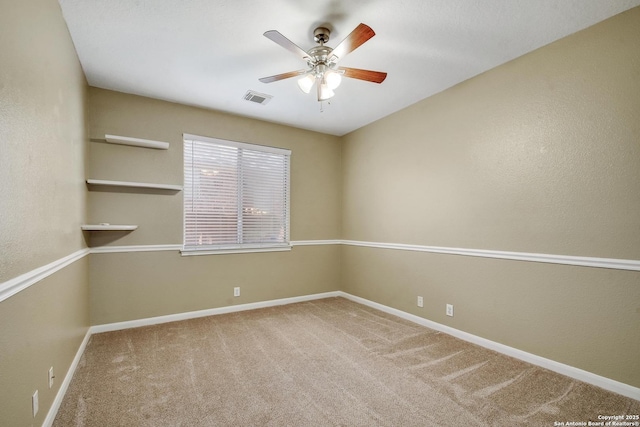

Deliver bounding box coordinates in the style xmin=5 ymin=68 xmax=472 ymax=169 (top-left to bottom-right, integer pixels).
xmin=81 ymin=224 xmax=138 ymax=231
xmin=86 ymin=179 xmax=182 ymax=191
xmin=104 ymin=134 xmax=169 ymax=150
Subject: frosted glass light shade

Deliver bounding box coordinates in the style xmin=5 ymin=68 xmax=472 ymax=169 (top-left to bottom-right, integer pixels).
xmin=318 ymin=83 xmax=335 ymax=101
xmin=297 ymin=74 xmax=315 ymax=93
xmin=326 ymin=71 xmax=342 ymax=90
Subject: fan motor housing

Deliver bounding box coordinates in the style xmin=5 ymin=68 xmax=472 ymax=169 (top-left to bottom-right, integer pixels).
xmin=308 ymin=45 xmax=333 ymax=64
xmin=313 ymin=27 xmax=330 ymax=44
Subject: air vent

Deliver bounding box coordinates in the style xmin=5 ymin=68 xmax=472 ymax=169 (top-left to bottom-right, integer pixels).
xmin=243 ymin=90 xmax=273 ymax=105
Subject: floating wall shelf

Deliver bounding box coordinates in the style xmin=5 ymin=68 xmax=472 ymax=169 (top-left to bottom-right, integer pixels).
xmin=86 ymin=179 xmax=182 ymax=191
xmin=81 ymin=224 xmax=138 ymax=231
xmin=105 ymin=134 xmax=170 ymax=150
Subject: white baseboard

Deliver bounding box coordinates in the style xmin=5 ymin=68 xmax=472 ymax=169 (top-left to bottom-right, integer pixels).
xmin=338 ymin=292 xmax=640 ymax=401
xmin=90 ymin=291 xmax=342 ymax=334
xmin=43 ymin=292 xmax=340 ymax=424
xmin=47 ymin=290 xmax=638 ymax=426
xmin=43 ymin=328 xmax=92 ymax=427
xmin=91 ymin=290 xmax=640 ymax=400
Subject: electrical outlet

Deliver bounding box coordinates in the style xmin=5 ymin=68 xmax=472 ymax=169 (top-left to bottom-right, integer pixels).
xmin=48 ymin=367 xmax=54 ymax=389
xmin=417 ymin=296 xmax=423 ymax=307
xmin=446 ymin=304 xmax=454 ymax=317
xmin=233 ymin=287 xmax=240 ymax=297
xmin=32 ymin=390 xmax=39 ymax=417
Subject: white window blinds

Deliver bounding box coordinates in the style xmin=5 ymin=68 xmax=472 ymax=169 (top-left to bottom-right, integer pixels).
xmin=183 ymin=134 xmax=291 ymax=254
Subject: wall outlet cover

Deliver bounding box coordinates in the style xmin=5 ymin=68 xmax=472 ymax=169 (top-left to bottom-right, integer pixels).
xmin=48 ymin=366 xmax=54 ymax=388
xmin=446 ymin=304 xmax=454 ymax=317
xmin=32 ymin=390 xmax=39 ymax=417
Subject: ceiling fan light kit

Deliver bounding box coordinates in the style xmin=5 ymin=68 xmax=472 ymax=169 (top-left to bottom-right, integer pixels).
xmin=259 ymin=23 xmax=387 ymax=102
xmin=296 ymin=64 xmax=342 ymax=95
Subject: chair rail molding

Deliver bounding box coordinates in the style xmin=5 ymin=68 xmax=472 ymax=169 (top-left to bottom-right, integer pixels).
xmin=3 ymin=239 xmax=638 ymax=303
xmin=0 ymin=249 xmax=90 ymax=303
xmin=341 ymin=240 xmax=640 ymax=272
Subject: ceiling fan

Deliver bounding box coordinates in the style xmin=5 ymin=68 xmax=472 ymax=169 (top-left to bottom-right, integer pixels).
xmin=259 ymin=23 xmax=387 ymax=102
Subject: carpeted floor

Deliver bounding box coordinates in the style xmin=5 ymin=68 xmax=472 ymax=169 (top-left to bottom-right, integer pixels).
xmin=54 ymin=297 xmax=639 ymax=426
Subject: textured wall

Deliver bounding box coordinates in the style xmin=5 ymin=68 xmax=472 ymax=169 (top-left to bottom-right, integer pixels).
xmin=0 ymin=0 xmax=90 ymax=425
xmin=343 ymin=7 xmax=640 ymax=259
xmin=87 ymin=88 xmax=342 ymax=245
xmin=2 ymin=8 xmax=639 ymax=427
xmin=89 ymin=247 xmax=341 ymax=325
xmin=0 ymin=260 xmax=89 ymax=426
xmin=0 ymin=0 xmax=88 ymax=281
xmin=341 ymin=8 xmax=640 ymax=387
xmin=87 ymin=88 xmax=342 ymax=323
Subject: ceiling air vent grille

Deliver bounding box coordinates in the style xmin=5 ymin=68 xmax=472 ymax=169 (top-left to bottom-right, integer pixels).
xmin=243 ymin=90 xmax=273 ymax=105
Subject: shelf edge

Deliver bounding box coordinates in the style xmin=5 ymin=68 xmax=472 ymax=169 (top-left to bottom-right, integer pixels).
xmin=86 ymin=179 xmax=182 ymax=191
xmin=105 ymin=134 xmax=169 ymax=150
xmin=81 ymin=225 xmax=138 ymax=231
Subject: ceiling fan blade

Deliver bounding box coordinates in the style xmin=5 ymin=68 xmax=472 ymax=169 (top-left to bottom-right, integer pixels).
xmin=263 ymin=30 xmax=310 ymax=61
xmin=330 ymin=23 xmax=375 ymax=61
xmin=259 ymin=69 xmax=308 ymax=83
xmin=338 ymin=67 xmax=387 ymax=84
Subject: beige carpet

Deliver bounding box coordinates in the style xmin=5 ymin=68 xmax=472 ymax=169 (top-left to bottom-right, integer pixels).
xmin=54 ymin=297 xmax=639 ymax=426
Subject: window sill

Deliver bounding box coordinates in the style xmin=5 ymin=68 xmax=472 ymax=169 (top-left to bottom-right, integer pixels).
xmin=180 ymin=244 xmax=292 ymax=256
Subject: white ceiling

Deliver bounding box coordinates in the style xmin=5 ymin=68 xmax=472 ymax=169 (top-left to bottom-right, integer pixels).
xmin=58 ymin=0 xmax=640 ymax=136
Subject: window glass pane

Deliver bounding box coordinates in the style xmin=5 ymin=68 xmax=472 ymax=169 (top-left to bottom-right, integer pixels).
xmin=242 ymin=149 xmax=288 ymax=243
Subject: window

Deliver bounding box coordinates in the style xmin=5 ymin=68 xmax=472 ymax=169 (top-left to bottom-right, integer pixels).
xmin=182 ymin=134 xmax=291 ymax=255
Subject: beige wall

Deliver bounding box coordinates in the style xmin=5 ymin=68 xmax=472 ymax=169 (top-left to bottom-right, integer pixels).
xmin=87 ymin=88 xmax=342 ymax=245
xmin=2 ymin=5 xmax=639 ymax=426
xmin=87 ymin=88 xmax=343 ymax=323
xmin=341 ymin=8 xmax=640 ymax=387
xmin=0 ymin=0 xmax=90 ymax=425
xmin=90 ymin=247 xmax=340 ymax=325
xmin=0 ymin=0 xmax=88 ymax=280
xmin=0 ymin=260 xmax=89 ymax=427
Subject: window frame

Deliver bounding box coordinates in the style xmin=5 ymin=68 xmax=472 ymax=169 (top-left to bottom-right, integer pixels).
xmin=181 ymin=133 xmax=291 ymax=256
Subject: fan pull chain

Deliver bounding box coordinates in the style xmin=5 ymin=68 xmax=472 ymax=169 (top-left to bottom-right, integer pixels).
xmin=319 ymin=100 xmax=332 ymax=113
